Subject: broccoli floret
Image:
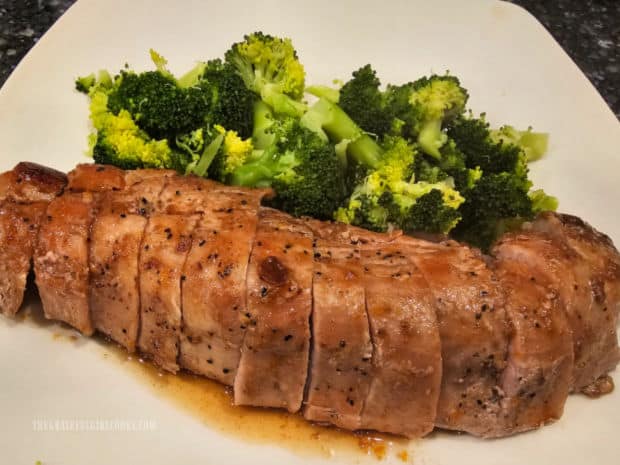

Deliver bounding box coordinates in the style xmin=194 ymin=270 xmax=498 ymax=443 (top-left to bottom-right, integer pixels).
xmin=447 ymin=116 xmax=524 ymax=174
xmin=87 ymin=85 xmax=187 ymax=171
xmin=75 ymin=70 xmax=113 ymax=94
xmin=205 ymin=125 xmax=254 ymax=182
xmin=452 ymin=172 xmax=534 ymax=249
xmin=339 ymin=65 xmax=395 ymax=137
xmin=198 ymin=59 xmax=257 ymax=138
xmin=106 ymin=70 xmax=210 ymax=140
xmin=383 ymin=82 xmax=423 ymax=139
xmin=224 ymin=113 xmax=345 ymax=219
xmin=75 ymin=73 xmax=96 ymax=93
xmin=408 ymin=75 xmax=468 ymax=158
xmin=225 ymin=32 xmax=307 ymax=117
xmin=490 ymin=125 xmax=549 ymax=162
xmin=335 ymin=68 xmax=467 ymax=153
xmin=529 ymin=189 xmax=559 ymax=213
xmin=335 ymin=137 xmax=464 ymax=234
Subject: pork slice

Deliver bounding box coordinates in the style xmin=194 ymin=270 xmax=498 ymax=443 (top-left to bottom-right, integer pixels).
xmin=0 ymin=200 xmax=47 ymax=316
xmin=233 ymin=208 xmax=314 ymax=412
xmin=157 ymin=175 xmax=219 ymax=214
xmin=492 ymin=240 xmax=573 ymax=434
xmin=407 ymin=239 xmax=510 ymax=437
xmin=359 ymin=240 xmax=441 ymax=438
xmin=529 ymin=212 xmax=620 ymax=388
xmin=303 ymin=235 xmax=372 ymax=430
xmin=495 ymin=229 xmax=604 ymax=391
xmin=179 ymin=190 xmax=264 ymax=385
xmin=0 ymin=162 xmax=66 ymax=202
xmin=67 ymin=164 xmax=126 ymax=192
xmin=90 ymin=213 xmax=147 ymax=351
xmin=34 ymin=192 xmax=95 ymax=334
xmin=87 ymin=172 xmax=169 ymax=352
xmin=138 ymin=214 xmax=199 ymax=372
xmin=97 ymin=173 xmax=170 ymax=217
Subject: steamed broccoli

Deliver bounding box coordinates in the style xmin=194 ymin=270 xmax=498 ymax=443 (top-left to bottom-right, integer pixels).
xmin=490 ymin=125 xmax=549 ymax=162
xmin=225 ymin=32 xmax=307 ymax=117
xmin=406 ymin=75 xmax=468 ymax=158
xmin=338 ymin=65 xmax=395 ymax=137
xmin=446 ymin=115 xmax=556 ymax=249
xmin=301 ymin=97 xmax=384 ymax=169
xmin=199 ymin=60 xmax=256 ymax=138
xmin=230 ymin=113 xmax=345 ymax=219
xmin=335 ymin=137 xmax=464 ymax=234
xmin=447 ymin=115 xmax=525 ymax=174
xmin=337 ymin=69 xmax=468 ymax=155
xmin=106 ymin=70 xmax=210 ymax=140
xmin=452 ymin=172 xmax=534 ymax=248
xmin=88 ymin=89 xmax=183 ymax=170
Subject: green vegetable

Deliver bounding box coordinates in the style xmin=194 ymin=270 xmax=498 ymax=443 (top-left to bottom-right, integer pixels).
xmin=490 ymin=125 xmax=549 ymax=162
xmin=106 ymin=71 xmax=210 ymax=140
xmin=338 ymin=64 xmax=395 ymax=137
xmin=335 ymin=136 xmax=463 ymax=234
xmin=75 ymin=32 xmax=557 ymax=249
xmin=226 ymin=106 xmax=346 ymax=219
xmin=225 ymin=32 xmax=307 ymax=117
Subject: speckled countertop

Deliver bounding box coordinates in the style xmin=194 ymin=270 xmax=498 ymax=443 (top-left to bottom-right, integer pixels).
xmin=0 ymin=0 xmax=618 ymax=118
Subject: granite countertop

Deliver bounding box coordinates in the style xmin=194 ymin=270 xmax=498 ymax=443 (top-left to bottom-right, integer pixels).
xmin=0 ymin=0 xmax=618 ymax=119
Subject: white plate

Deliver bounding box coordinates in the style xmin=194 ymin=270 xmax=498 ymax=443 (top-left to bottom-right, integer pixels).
xmin=1 ymin=0 xmax=619 ymax=464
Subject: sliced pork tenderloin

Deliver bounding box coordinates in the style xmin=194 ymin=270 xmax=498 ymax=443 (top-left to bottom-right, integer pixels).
xmin=87 ymin=170 xmax=171 ymax=351
xmin=234 ymin=208 xmax=314 ymax=412
xmin=0 ymin=201 xmax=47 ymax=315
xmin=34 ymin=192 xmax=95 ymax=334
xmin=492 ymin=239 xmax=574 ymax=434
xmin=179 ymin=189 xmax=268 ymax=385
xmin=302 ymin=227 xmax=372 ymax=430
xmin=0 ymin=162 xmax=66 ymax=202
xmin=528 ymin=212 xmax=620 ymax=389
xmin=494 ymin=228 xmax=607 ymax=392
xmin=0 ymin=162 xmax=67 ymax=316
xmin=359 ymin=238 xmax=442 ymax=438
xmin=407 ymin=239 xmax=510 ymax=437
xmin=138 ymin=213 xmax=200 ymax=372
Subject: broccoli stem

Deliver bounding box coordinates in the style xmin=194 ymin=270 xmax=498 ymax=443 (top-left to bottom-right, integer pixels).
xmin=230 ymin=159 xmax=275 ymax=186
xmin=261 ymin=85 xmax=307 ymax=117
xmin=189 ymin=133 xmax=224 ymax=177
xmin=252 ymin=101 xmax=276 ymax=150
xmin=177 ymin=62 xmax=207 ymax=88
xmin=418 ymin=119 xmax=447 ymax=159
xmin=305 ymin=98 xmax=383 ymax=169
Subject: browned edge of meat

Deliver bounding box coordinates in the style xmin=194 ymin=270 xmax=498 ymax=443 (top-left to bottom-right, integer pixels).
xmin=302 ymin=221 xmax=373 ymax=431
xmin=0 ymin=162 xmax=67 ymax=203
xmin=405 ymin=238 xmax=511 ymax=437
xmin=67 ymin=164 xmax=126 ymax=192
xmin=0 ymin=163 xmax=68 ymax=316
xmin=234 ymin=208 xmax=314 ymax=412
xmin=492 ymin=237 xmax=574 ymax=434
xmin=528 ymin=212 xmax=620 ymax=391
xmin=0 ymin=201 xmax=47 ymax=315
